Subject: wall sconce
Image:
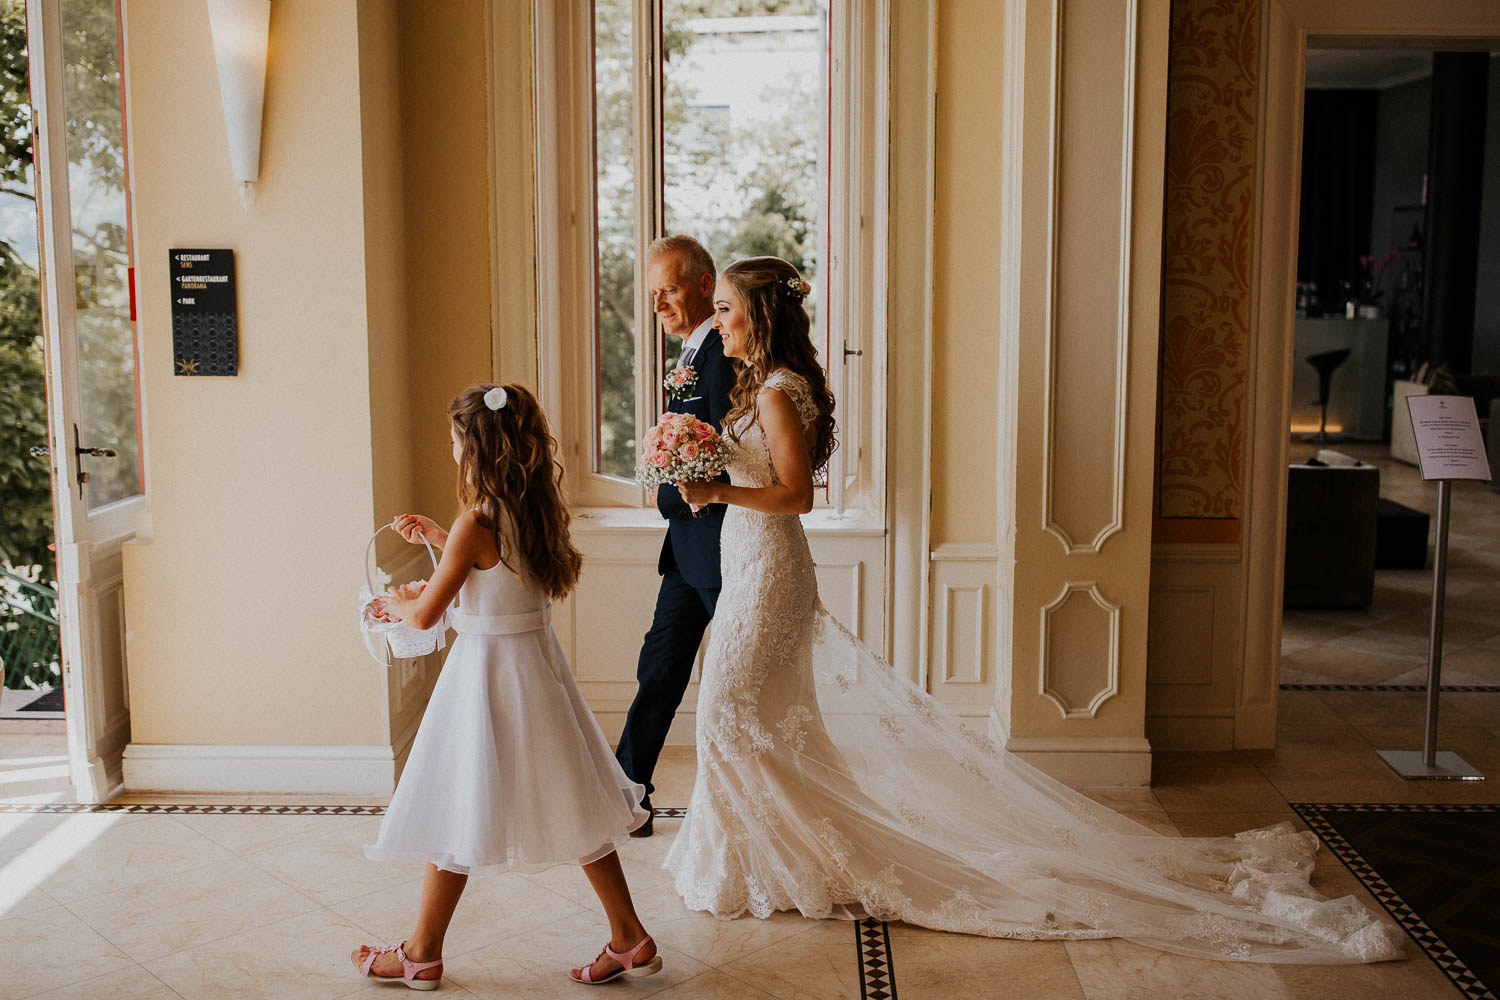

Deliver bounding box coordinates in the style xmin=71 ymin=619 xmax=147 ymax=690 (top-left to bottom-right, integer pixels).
xmin=207 ymin=0 xmax=270 ymax=210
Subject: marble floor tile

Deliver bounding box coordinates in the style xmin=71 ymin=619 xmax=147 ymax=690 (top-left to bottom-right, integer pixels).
xmin=439 ymin=908 xmax=711 ymax=999
xmin=1269 ymin=952 xmax=1466 ymax=999
xmin=144 ymin=907 xmax=378 ymax=1000
xmin=1255 ymin=774 xmax=1432 ymax=804
xmin=1159 ymin=810 xmax=1304 ymax=841
xmin=1276 ymin=692 xmax=1348 ymax=729
xmin=649 ymin=970 xmax=779 ymax=998
xmin=1376 ymin=609 xmax=1500 ymax=647
xmin=241 ymin=818 xmax=426 ymax=907
xmin=343 ymin=982 xmax=482 ymax=998
xmin=1064 ymin=938 xmax=1283 ymax=1000
xmin=25 ymin=965 xmax=183 ymax=1000
xmin=173 ymin=812 xmax=369 ymax=857
xmin=1279 ymin=645 xmax=1414 ymax=685
xmin=628 ymin=879 xmax=822 ymax=969
xmin=1151 ymin=750 xmax=1259 ymax=770
xmin=717 ymin=921 xmax=863 ymax=1000
xmin=329 ymin=868 xmax=587 ymax=961
xmin=613 ymin=816 xmax=685 ymax=890
xmin=1148 ymin=767 xmax=1287 ymax=815
xmin=15 ymin=814 xmax=231 ymax=905
xmin=1249 ymin=742 xmax=1403 ymax=785
xmin=1313 ymin=691 xmax=1439 ymax=729
xmin=650 ymin=748 xmax=700 ymax=807
xmin=888 ymin=924 xmax=1084 ymax=1000
xmin=1078 ymin=787 xmax=1166 ymax=811
xmin=67 ymin=856 xmax=322 ymax=963
xmin=1432 ymin=644 xmax=1500 ymax=680
xmin=0 ymin=904 xmax=134 ymax=1000
xmin=1325 ymin=629 xmax=1438 ymax=664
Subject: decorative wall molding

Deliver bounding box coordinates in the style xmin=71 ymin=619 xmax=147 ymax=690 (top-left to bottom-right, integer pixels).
xmin=122 ymin=744 xmax=396 ymax=797
xmin=1039 ymin=581 xmax=1121 ymax=719
xmin=1040 ymin=0 xmax=1138 ymax=556
xmin=885 ymin=0 xmax=938 ymax=693
xmin=992 ymin=712 xmax=1152 ymax=787
xmin=929 ymin=547 xmax=996 ymax=715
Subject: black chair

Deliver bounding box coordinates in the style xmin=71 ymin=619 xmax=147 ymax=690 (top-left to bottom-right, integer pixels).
xmin=1303 ymin=349 xmax=1351 ymax=443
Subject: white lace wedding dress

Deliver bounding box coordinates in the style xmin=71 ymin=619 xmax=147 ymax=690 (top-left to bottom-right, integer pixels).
xmin=662 ymin=370 xmax=1404 ymax=964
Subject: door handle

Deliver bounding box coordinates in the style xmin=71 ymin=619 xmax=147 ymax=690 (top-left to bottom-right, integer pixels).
xmin=72 ymin=425 xmax=116 ymax=498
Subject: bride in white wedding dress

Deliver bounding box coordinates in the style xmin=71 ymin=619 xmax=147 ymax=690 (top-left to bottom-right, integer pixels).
xmin=667 ymin=256 xmax=1404 ymax=965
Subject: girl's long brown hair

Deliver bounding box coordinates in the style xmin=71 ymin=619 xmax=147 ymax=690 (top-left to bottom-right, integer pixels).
xmin=720 ymin=256 xmax=838 ymax=471
xmin=448 ymin=383 xmax=582 ymax=601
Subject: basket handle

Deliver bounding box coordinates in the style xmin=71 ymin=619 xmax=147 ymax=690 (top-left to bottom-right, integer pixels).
xmin=365 ymin=523 xmax=443 ymax=598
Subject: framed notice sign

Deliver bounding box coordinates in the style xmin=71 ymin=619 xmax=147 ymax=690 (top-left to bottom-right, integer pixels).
xmin=1406 ymin=395 xmax=1493 ymax=482
xmin=169 ymin=249 xmax=238 ymax=376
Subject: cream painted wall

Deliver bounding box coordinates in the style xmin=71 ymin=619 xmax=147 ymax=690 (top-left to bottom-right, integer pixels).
xmin=122 ymin=0 xmax=385 ymax=748
xmin=359 ymin=0 xmax=415 ymax=584
xmin=930 ymin=1 xmax=1003 ymax=548
xmin=397 ymin=1 xmax=494 ymax=527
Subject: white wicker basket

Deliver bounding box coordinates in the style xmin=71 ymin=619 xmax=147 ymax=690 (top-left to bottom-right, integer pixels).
xmin=358 ymin=524 xmax=452 ymax=667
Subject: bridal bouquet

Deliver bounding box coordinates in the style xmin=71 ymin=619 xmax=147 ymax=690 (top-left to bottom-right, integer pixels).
xmin=636 ymin=412 xmax=727 ymax=517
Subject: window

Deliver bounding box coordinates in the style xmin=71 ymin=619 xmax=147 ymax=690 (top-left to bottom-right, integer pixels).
xmin=535 ymin=0 xmax=885 ymax=514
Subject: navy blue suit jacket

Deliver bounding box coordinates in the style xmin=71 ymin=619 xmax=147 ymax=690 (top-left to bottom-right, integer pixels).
xmin=657 ymin=330 xmax=737 ymax=590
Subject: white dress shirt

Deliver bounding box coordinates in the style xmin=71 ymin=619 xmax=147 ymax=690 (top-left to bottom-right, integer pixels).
xmin=676 ymin=316 xmax=715 ymax=368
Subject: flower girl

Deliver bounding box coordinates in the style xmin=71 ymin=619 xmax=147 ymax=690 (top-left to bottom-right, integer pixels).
xmin=352 ymin=383 xmax=662 ymax=989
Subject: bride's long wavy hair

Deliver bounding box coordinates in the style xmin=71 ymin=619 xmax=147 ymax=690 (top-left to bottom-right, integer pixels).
xmin=720 ymin=256 xmax=838 ymax=472
xmin=448 ymin=383 xmax=582 ymax=601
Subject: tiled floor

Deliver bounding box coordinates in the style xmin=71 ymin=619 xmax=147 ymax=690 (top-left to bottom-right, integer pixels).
xmin=1281 ymin=441 xmax=1500 ymax=687
xmin=3 ymin=698 xmax=1493 ymax=1000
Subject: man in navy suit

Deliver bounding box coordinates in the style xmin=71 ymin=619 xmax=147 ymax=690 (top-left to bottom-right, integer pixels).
xmin=616 ymin=235 xmax=737 ymax=837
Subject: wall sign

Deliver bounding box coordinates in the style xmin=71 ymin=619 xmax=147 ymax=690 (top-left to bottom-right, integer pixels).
xmin=169 ymin=248 xmax=238 ymax=376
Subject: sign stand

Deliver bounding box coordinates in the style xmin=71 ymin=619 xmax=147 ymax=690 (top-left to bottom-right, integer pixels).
xmin=1376 ymin=395 xmax=1489 ymax=781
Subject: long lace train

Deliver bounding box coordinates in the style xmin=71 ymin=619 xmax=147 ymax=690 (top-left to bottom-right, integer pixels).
xmin=662 ymin=369 xmax=1405 ymax=965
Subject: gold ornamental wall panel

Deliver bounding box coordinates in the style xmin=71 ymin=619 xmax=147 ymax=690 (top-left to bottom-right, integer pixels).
xmin=1156 ymin=0 xmax=1258 ymax=531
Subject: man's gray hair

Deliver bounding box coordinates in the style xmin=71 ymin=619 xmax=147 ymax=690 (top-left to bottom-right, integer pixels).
xmin=647 ymin=234 xmax=716 ymax=283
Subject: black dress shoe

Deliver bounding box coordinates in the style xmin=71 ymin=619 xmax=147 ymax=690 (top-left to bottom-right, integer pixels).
xmin=630 ymin=806 xmax=654 ymax=838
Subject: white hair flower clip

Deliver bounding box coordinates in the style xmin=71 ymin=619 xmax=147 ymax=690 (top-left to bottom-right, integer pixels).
xmin=483 ymin=386 xmax=508 ymax=411
xmin=783 ymin=275 xmax=811 ymax=302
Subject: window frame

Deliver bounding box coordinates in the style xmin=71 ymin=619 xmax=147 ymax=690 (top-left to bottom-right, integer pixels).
xmin=533 ymin=0 xmax=887 ymax=520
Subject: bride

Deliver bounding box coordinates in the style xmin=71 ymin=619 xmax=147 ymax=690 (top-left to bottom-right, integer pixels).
xmin=668 ymin=255 xmax=1403 ymax=965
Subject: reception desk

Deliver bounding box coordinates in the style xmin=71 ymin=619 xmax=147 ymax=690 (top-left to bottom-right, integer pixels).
xmin=1290 ymin=317 xmax=1388 ymax=440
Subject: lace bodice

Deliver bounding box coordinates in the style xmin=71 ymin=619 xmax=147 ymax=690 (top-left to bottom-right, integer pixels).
xmin=722 ymin=368 xmax=821 ymax=490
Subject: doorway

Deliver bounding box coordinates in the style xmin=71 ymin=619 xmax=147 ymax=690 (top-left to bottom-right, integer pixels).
xmin=0 ymin=0 xmax=58 ymax=723
xmin=2 ymin=0 xmax=145 ymax=804
xmin=1281 ymin=46 xmax=1500 ymax=690
xmin=1247 ymin=1 xmax=1500 ymax=736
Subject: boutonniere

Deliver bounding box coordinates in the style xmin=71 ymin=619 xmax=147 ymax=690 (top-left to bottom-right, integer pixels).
xmin=664 ymin=365 xmax=700 ymax=401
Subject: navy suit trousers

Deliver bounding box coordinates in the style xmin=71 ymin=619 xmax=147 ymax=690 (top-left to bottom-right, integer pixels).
xmin=614 ymin=570 xmax=719 ymax=806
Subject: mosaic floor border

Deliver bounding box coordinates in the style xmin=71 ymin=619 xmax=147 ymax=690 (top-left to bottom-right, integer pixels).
xmin=1293 ymin=802 xmax=1500 ymax=1000
xmin=1280 ymin=683 xmax=1500 ymax=692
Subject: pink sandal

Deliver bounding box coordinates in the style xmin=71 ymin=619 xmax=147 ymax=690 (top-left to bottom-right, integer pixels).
xmin=354 ymin=940 xmax=443 ymax=991
xmin=569 ymin=934 xmax=663 ymax=985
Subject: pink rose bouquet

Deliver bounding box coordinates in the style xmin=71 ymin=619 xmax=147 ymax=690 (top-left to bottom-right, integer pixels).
xmin=663 ymin=365 xmax=700 ymax=401
xmin=636 ymin=412 xmax=727 ymax=517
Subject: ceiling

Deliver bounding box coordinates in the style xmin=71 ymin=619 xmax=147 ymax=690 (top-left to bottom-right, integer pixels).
xmin=1305 ymin=49 xmax=1437 ymax=90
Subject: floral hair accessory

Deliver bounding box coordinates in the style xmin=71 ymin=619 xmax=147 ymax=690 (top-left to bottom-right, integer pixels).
xmin=483 ymin=386 xmax=508 ymax=411
xmin=783 ymin=275 xmax=811 ymax=302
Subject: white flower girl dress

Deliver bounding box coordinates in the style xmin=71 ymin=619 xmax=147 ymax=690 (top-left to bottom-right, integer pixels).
xmin=367 ymin=549 xmax=647 ymax=873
